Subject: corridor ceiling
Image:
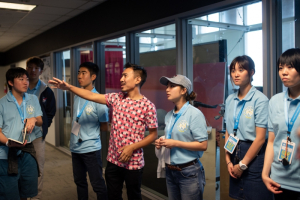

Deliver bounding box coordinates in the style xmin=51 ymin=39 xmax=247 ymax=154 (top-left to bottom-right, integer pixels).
xmin=0 ymin=0 xmax=105 ymax=52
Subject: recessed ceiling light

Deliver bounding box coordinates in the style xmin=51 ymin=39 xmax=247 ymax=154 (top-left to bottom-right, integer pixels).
xmin=0 ymin=2 xmax=36 ymax=11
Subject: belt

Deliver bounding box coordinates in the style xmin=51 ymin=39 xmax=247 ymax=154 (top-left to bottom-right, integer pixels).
xmin=166 ymin=159 xmax=198 ymax=171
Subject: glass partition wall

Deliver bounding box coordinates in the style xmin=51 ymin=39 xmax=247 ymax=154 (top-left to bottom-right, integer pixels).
xmin=55 ymin=50 xmax=72 ymax=149
xmin=136 ymin=24 xmax=176 ymax=197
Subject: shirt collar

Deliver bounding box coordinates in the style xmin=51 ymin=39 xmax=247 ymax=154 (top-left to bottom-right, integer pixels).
xmin=285 ymin=89 xmax=300 ymax=102
xmin=234 ymin=86 xmax=256 ymax=102
xmin=28 ymin=79 xmax=41 ymax=92
xmin=172 ymin=102 xmax=190 ymax=116
xmin=7 ymin=91 xmax=28 ymax=102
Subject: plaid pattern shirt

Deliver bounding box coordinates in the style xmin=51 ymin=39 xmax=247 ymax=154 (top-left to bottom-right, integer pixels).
xmin=105 ymin=92 xmax=158 ymax=170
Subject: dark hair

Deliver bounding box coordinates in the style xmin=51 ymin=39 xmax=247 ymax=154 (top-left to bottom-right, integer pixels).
xmin=6 ymin=67 xmax=29 ymax=91
xmin=26 ymin=57 xmax=44 ymax=70
xmin=124 ymin=62 xmax=147 ymax=88
xmin=277 ymin=48 xmax=300 ymax=73
xmin=179 ymin=85 xmax=197 ymax=104
xmin=79 ymin=62 xmax=99 ymax=83
xmin=229 ymin=55 xmax=255 ymax=84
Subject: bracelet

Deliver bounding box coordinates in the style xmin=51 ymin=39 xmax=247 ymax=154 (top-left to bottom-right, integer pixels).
xmin=227 ymin=161 xmax=232 ymax=165
xmin=5 ymin=140 xmax=9 ymax=147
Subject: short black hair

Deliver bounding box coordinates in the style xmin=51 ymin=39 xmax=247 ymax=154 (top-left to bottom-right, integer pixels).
xmin=79 ymin=62 xmax=99 ymax=83
xmin=124 ymin=62 xmax=147 ymax=88
xmin=278 ymin=48 xmax=300 ymax=73
xmin=26 ymin=57 xmax=44 ymax=70
xmin=6 ymin=67 xmax=29 ymax=91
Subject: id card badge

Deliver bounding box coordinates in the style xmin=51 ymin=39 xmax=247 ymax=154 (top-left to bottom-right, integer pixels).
xmin=224 ymin=134 xmax=239 ymax=154
xmin=71 ymin=121 xmax=81 ymax=136
xmin=278 ymin=139 xmax=295 ymax=164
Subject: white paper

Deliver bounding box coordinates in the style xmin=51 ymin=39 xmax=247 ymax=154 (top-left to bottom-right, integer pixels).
xmin=71 ymin=122 xmax=81 ymax=136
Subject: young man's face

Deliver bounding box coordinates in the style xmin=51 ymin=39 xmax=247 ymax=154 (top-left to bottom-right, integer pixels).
xmin=120 ymin=68 xmax=141 ymax=92
xmin=9 ymin=74 xmax=29 ymax=93
xmin=26 ymin=63 xmax=42 ymax=81
xmin=77 ymin=67 xmax=95 ymax=88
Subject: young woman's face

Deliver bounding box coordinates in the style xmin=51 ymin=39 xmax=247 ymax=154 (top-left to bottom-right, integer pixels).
xmin=279 ymin=64 xmax=300 ymax=88
xmin=166 ymin=82 xmax=186 ymax=102
xmin=230 ymin=63 xmax=251 ymax=87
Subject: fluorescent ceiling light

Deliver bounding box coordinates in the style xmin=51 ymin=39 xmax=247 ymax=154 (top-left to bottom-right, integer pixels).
xmin=0 ymin=2 xmax=36 ymax=11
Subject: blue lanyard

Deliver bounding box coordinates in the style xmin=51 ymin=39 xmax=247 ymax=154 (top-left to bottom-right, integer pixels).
xmin=76 ymin=88 xmax=96 ymax=122
xmin=233 ymin=100 xmax=247 ymax=136
xmin=10 ymin=91 xmax=26 ymax=124
xmin=284 ymin=94 xmax=300 ymax=138
xmin=166 ymin=102 xmax=189 ymax=139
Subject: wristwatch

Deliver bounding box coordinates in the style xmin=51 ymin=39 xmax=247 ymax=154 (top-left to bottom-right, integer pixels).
xmin=5 ymin=140 xmax=9 ymax=147
xmin=239 ymin=161 xmax=248 ymax=170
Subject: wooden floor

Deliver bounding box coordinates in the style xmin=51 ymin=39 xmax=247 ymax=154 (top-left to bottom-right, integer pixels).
xmin=40 ymin=143 xmax=150 ymax=200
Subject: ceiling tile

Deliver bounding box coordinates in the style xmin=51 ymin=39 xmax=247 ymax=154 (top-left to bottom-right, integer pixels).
xmin=65 ymin=9 xmax=84 ymax=16
xmin=9 ymin=23 xmax=42 ymax=30
xmin=31 ymin=6 xmax=72 ymax=15
xmin=25 ymin=13 xmax=61 ymax=21
xmin=41 ymin=0 xmax=86 ymax=9
xmin=18 ymin=18 xmax=51 ymax=26
xmin=55 ymin=15 xmax=72 ymax=22
xmin=46 ymin=21 xmax=61 ymax=27
xmin=9 ymin=27 xmax=36 ymax=34
xmin=78 ymin=1 xmax=100 ymax=10
xmin=3 ymin=31 xmax=29 ymax=37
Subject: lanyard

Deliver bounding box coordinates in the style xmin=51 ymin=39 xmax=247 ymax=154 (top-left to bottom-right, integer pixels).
xmin=76 ymin=88 xmax=96 ymax=122
xmin=166 ymin=102 xmax=189 ymax=139
xmin=284 ymin=95 xmax=300 ymax=138
xmin=10 ymin=91 xmax=26 ymax=124
xmin=233 ymin=100 xmax=246 ymax=136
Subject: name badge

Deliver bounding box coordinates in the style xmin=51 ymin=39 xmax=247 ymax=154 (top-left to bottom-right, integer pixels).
xmin=278 ymin=139 xmax=295 ymax=165
xmin=71 ymin=121 xmax=81 ymax=136
xmin=224 ymin=134 xmax=239 ymax=154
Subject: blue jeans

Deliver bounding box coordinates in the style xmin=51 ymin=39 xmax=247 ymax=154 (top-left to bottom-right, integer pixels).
xmin=166 ymin=161 xmax=205 ymax=200
xmin=0 ymin=152 xmax=38 ymax=200
xmin=229 ymin=140 xmax=272 ymax=200
xmin=72 ymin=150 xmax=107 ymax=200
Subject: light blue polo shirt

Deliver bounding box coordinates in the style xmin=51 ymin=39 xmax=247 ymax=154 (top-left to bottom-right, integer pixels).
xmin=70 ymin=90 xmax=108 ymax=154
xmin=165 ymin=104 xmax=208 ymax=165
xmin=0 ymin=92 xmax=43 ymax=159
xmin=224 ymin=86 xmax=269 ymax=141
xmin=26 ymin=79 xmax=43 ymax=139
xmin=27 ymin=79 xmax=41 ymax=96
xmin=268 ymin=90 xmax=300 ymax=192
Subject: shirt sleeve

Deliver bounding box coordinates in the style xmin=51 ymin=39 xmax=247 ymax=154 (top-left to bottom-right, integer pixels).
xmin=33 ymin=95 xmax=43 ymax=117
xmin=145 ymin=103 xmax=158 ymax=129
xmin=105 ymin=93 xmax=118 ymax=107
xmin=190 ymin=110 xmax=208 ymax=142
xmin=268 ymin=100 xmax=274 ymax=132
xmin=254 ymin=97 xmax=269 ymax=128
xmin=0 ymin=104 xmax=3 ymax=128
xmin=97 ymin=104 xmax=109 ymax=123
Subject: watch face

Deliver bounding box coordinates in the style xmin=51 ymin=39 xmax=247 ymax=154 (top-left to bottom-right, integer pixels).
xmin=241 ymin=165 xmax=247 ymax=170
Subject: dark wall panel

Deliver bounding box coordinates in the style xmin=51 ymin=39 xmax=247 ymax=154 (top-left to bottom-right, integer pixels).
xmin=0 ymin=53 xmax=4 ymax=66
xmin=3 ymin=0 xmax=223 ymax=65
